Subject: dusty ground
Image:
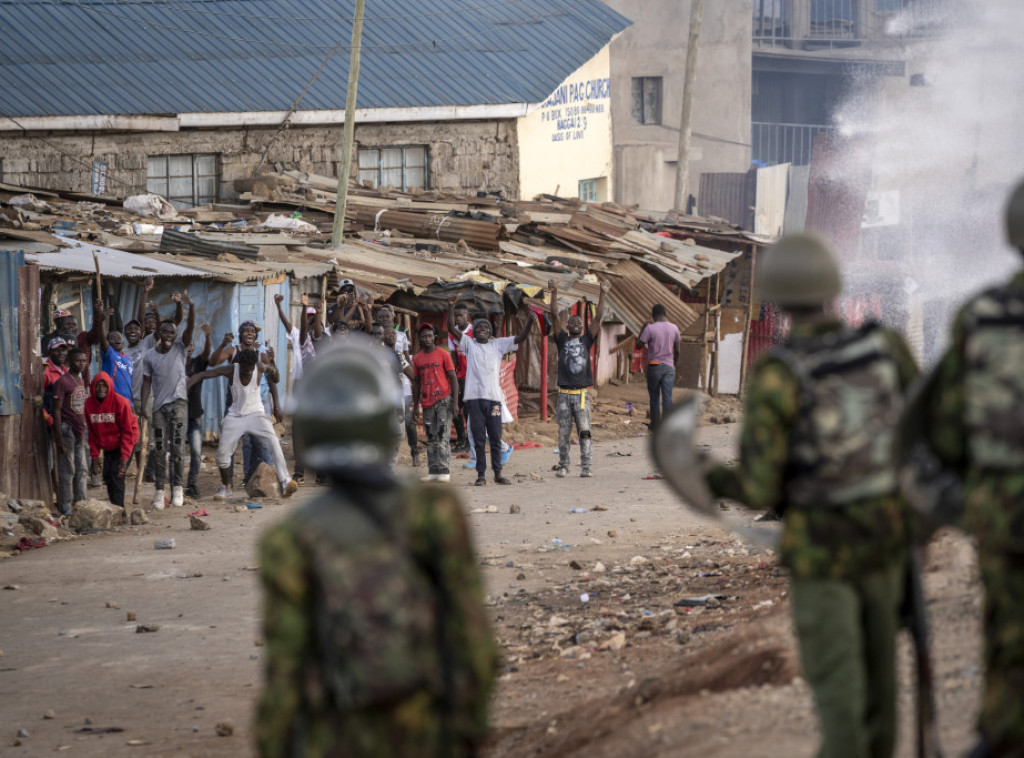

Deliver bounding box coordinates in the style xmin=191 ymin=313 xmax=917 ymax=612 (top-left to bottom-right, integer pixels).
xmin=0 ymin=383 xmax=984 ymax=757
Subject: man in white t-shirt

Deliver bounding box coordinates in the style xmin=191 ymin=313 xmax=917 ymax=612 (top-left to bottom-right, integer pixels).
xmin=447 ymin=296 xmax=534 ymax=486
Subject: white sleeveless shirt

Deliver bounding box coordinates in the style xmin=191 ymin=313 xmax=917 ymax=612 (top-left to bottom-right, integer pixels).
xmin=228 ymin=363 xmax=265 ymax=417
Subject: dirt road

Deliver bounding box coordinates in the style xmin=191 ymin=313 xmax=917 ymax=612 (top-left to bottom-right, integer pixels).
xmin=0 ymin=412 xmax=985 ymax=757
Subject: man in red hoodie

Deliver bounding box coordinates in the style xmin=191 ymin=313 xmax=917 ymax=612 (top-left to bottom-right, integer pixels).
xmin=85 ymin=371 xmax=139 ymax=511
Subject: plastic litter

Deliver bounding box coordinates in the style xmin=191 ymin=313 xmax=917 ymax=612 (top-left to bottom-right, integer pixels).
xmin=154 ymin=539 xmax=175 ymax=550
xmin=569 ymin=508 xmax=588 ymax=514
xmin=245 ymin=503 xmax=263 ymax=510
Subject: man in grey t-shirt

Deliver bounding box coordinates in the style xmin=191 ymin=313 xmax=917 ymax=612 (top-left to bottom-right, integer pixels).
xmin=140 ymin=292 xmax=195 ymax=509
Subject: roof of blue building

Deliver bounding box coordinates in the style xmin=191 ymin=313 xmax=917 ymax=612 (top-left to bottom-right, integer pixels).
xmin=0 ymin=0 xmax=630 ymax=119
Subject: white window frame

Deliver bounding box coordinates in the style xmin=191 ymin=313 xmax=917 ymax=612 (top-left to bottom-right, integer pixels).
xmin=357 ymin=145 xmax=428 ymax=191
xmin=146 ymin=153 xmax=219 ymax=209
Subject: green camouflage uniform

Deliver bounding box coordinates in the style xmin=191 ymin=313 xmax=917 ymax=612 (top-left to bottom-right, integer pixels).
xmin=707 ymin=319 xmax=918 ymax=758
xmin=921 ymin=272 xmax=1024 ymax=755
xmin=256 ymin=482 xmax=497 ymax=758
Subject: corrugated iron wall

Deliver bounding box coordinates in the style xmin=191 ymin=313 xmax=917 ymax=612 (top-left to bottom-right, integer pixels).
xmin=699 ymin=171 xmax=756 ymax=231
xmin=0 ymin=250 xmax=23 ymax=416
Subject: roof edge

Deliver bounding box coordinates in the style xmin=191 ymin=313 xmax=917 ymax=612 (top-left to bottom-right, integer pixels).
xmin=1 ymin=103 xmax=543 ymax=133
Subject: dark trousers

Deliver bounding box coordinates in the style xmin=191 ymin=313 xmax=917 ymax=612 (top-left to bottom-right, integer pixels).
xmin=186 ymin=417 xmax=203 ymax=490
xmin=102 ymin=450 xmax=126 ymax=508
xmin=403 ymin=395 xmax=420 ymax=456
xmin=466 ymin=399 xmax=503 ymax=477
xmin=453 ymin=377 xmax=467 ymax=442
xmin=646 ymin=363 xmax=676 ymax=429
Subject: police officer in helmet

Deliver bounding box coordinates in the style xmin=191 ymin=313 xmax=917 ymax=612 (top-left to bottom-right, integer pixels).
xmin=256 ymin=336 xmax=496 ymax=758
xmin=913 ymin=178 xmax=1024 ymax=757
xmin=705 ymin=234 xmax=919 ymax=758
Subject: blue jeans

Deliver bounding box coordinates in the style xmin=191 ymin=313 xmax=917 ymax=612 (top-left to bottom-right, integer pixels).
xmin=186 ymin=418 xmax=203 ymax=490
xmin=646 ymin=363 xmax=676 ymax=429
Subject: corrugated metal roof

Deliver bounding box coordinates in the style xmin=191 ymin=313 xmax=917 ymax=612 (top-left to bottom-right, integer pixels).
xmin=0 ymin=0 xmax=631 ymax=118
xmin=621 ymin=231 xmax=743 ymax=289
xmin=605 ymin=260 xmax=699 ymax=336
xmin=142 ymin=253 xmax=303 ymax=283
xmin=4 ymin=237 xmax=209 ymax=279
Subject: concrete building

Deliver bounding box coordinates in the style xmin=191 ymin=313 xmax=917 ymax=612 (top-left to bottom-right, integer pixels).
xmin=0 ymin=1 xmax=629 ymax=206
xmin=603 ymin=0 xmax=753 ymax=215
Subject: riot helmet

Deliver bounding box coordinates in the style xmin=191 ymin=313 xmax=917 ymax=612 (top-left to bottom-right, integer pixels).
xmin=757 ymin=233 xmax=842 ymax=308
xmin=292 ymin=335 xmax=400 ymax=478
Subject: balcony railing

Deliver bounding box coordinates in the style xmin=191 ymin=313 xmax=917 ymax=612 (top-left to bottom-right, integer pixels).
xmin=754 ymin=0 xmax=907 ymax=49
xmin=752 ymin=122 xmax=835 ymax=166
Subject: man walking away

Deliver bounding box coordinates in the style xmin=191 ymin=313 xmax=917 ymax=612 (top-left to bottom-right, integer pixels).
xmin=257 ymin=338 xmax=495 ymax=758
xmin=705 ymin=234 xmax=917 ymax=758
xmin=52 ymin=348 xmax=90 ymax=515
xmin=637 ymin=304 xmax=680 ymax=429
xmin=412 ymin=323 xmax=458 ymax=483
xmin=548 ymin=279 xmax=609 ymax=478
xmin=139 ymin=292 xmax=195 ymax=509
xmin=85 ymin=371 xmax=139 ymax=512
xmin=448 ymin=297 xmax=534 ymax=486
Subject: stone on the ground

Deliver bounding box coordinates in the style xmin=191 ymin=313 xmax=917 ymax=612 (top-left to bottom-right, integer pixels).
xmin=68 ymin=499 xmax=122 ymax=532
xmin=245 ymin=463 xmax=279 ymax=499
xmin=129 ymin=509 xmax=149 ymax=525
xmin=190 ymin=516 xmax=210 ymax=531
xmin=215 ymin=721 xmax=234 ymax=737
xmin=19 ymin=515 xmax=58 ymax=542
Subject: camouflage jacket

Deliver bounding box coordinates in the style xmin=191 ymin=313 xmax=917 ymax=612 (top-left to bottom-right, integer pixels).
xmin=707 ymin=319 xmax=918 ymax=580
xmin=922 ymin=271 xmax=1024 ymax=553
xmin=256 ymin=482 xmax=497 ymax=758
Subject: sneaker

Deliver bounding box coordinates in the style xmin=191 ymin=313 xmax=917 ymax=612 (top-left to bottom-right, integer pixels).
xmin=214 ymin=486 xmax=232 ymax=501
xmin=293 ymin=474 xmax=305 ymax=485
xmin=495 ymin=476 xmax=513 ymax=486
xmin=463 ymin=459 xmax=477 ymax=470
xmin=152 ymin=489 xmax=165 ymax=510
xmin=580 ymin=468 xmax=592 ymax=478
xmin=474 ymin=476 xmax=487 ymax=486
xmin=453 ymin=440 xmax=469 ymax=454
xmin=171 ymin=487 xmax=184 ymax=507
xmin=184 ymin=485 xmax=200 ymax=499
xmin=435 ymin=474 xmax=451 ymax=483
xmin=556 ymin=467 xmax=568 ymax=478
xmin=89 ymin=474 xmax=102 ymax=488
xmin=501 ymin=445 xmax=514 ymax=466
xmin=421 ymin=473 xmax=438 ymax=482
xmin=282 ymin=480 xmax=299 ymax=498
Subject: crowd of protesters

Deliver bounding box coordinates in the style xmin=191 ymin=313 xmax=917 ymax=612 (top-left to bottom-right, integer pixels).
xmin=38 ymin=275 xmax=680 ymax=515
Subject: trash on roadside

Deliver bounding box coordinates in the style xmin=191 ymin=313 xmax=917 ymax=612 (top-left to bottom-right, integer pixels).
xmin=154 ymin=539 xmax=175 ymax=549
xmin=245 ymin=503 xmax=263 ymax=510
xmin=673 ymin=594 xmax=725 ymax=607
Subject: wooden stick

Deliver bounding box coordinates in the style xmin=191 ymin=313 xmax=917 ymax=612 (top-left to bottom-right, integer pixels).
xmin=132 ymin=418 xmax=149 ymax=506
xmin=92 ymin=252 xmax=102 ymax=298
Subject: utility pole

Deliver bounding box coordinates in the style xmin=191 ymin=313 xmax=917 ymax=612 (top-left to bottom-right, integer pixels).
xmin=673 ymin=0 xmax=703 ymax=214
xmin=331 ymin=0 xmax=366 ymax=247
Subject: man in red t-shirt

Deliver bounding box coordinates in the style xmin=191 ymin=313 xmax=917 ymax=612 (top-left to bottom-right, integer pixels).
xmin=52 ymin=348 xmax=90 ymax=514
xmin=413 ymin=324 xmax=459 ymax=482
